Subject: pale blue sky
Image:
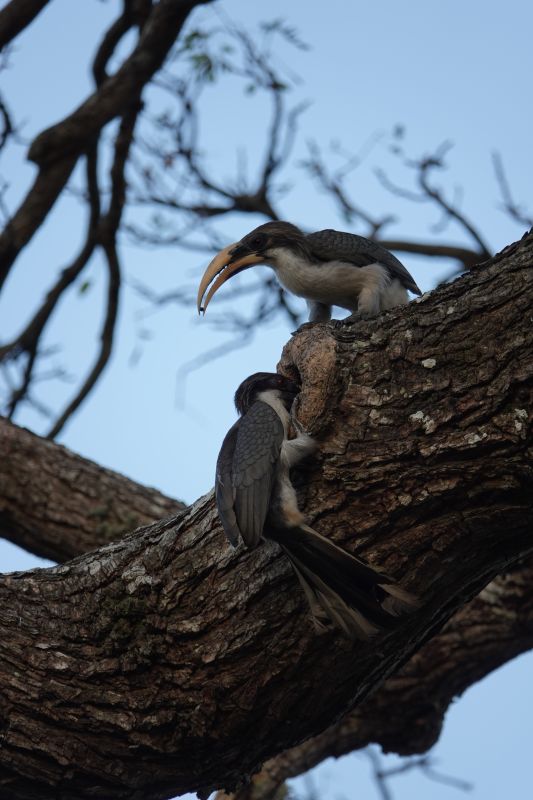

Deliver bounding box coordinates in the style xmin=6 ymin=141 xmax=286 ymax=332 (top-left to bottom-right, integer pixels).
xmin=0 ymin=1 xmax=532 ymax=798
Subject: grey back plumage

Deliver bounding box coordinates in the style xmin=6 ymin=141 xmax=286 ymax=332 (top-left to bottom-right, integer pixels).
xmin=306 ymin=228 xmax=421 ymax=295
xmin=216 ymin=401 xmax=284 ymax=548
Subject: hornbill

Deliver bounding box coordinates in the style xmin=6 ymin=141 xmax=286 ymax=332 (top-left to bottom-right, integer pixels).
xmin=217 ymin=371 xmax=418 ymax=639
xmin=197 ymin=221 xmax=422 ymax=322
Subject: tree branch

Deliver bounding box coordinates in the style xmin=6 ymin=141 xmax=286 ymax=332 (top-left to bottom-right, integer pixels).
xmin=0 ymin=417 xmax=185 ymax=562
xmin=0 ymin=0 xmax=51 ymax=50
xmin=492 ymin=151 xmax=533 ymax=229
xmin=0 ymin=0 xmax=212 ymax=289
xmin=378 ymin=239 xmax=482 ymax=270
xmin=46 ymin=96 xmax=141 ymax=438
xmin=45 ymin=235 xmax=121 ymax=439
xmin=216 ymin=556 xmax=533 ymax=800
xmin=0 ymin=150 xmax=100 ymax=418
xmin=0 ymin=232 xmax=531 ymax=798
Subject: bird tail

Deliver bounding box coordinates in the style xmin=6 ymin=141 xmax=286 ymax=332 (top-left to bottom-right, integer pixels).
xmin=269 ymin=524 xmax=418 ymax=640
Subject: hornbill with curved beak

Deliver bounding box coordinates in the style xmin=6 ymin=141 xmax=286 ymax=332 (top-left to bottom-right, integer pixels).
xmin=217 ymin=371 xmax=418 ymax=639
xmin=198 ymin=222 xmax=422 ymax=322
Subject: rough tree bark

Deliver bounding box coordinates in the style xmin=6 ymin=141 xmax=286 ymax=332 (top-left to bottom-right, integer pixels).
xmin=0 ymin=420 xmax=185 ymax=562
xmin=0 ymin=232 xmax=531 ymax=800
xmin=214 ymin=556 xmax=533 ymax=800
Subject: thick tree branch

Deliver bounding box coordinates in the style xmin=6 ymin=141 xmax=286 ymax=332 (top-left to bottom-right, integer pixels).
xmin=27 ymin=0 xmax=212 ymax=169
xmin=216 ymin=556 xmax=533 ymax=800
xmin=0 ymin=417 xmax=185 ymax=562
xmin=0 ymin=154 xmax=78 ymax=290
xmin=0 ymin=0 xmax=50 ymax=50
xmin=0 ymin=233 xmax=531 ymax=798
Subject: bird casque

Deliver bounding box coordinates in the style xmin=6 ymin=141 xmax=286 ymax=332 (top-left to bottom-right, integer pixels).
xmin=197 ymin=221 xmax=421 ymax=322
xmin=216 ymin=371 xmax=418 ymax=639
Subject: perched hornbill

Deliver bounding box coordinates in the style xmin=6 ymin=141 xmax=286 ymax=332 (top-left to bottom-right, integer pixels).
xmin=216 ymin=371 xmax=418 ymax=639
xmin=197 ymin=221 xmax=422 ymax=322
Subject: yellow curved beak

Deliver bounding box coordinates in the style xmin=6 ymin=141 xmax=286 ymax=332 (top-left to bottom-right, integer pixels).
xmin=196 ymin=244 xmax=264 ymax=314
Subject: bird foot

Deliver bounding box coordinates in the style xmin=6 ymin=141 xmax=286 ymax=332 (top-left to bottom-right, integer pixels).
xmin=291 ymin=418 xmax=317 ymax=453
xmin=292 ymin=417 xmax=308 ymax=436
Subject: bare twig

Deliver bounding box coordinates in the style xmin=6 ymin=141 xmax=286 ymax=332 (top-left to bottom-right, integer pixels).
xmin=302 ymin=140 xmax=393 ymax=234
xmin=376 ymin=141 xmax=491 ymax=260
xmin=46 ymin=237 xmax=121 ymax=438
xmin=416 ymin=146 xmax=491 ymax=257
xmin=46 ymin=92 xmax=140 ymax=437
xmin=492 ymin=151 xmax=533 ymax=229
xmin=0 ymin=149 xmax=99 ymax=417
xmin=0 ymin=92 xmax=13 ymax=152
xmin=362 ymin=747 xmax=472 ymax=800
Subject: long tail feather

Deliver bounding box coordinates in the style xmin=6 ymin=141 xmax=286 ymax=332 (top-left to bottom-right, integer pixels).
xmin=271 ymin=524 xmax=418 ymax=640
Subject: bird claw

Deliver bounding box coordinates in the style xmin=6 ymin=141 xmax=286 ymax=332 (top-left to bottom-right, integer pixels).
xmin=292 ymin=417 xmax=317 ymax=450
xmin=292 ymin=417 xmax=307 ymax=435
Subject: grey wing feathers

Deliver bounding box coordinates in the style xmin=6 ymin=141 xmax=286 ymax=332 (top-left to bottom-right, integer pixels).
xmin=215 ymin=420 xmax=241 ymax=546
xmin=306 ymin=229 xmax=421 ymax=295
xmin=216 ymin=402 xmax=284 ymax=548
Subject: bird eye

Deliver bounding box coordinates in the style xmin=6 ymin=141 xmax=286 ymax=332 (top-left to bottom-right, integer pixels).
xmin=250 ymin=234 xmax=266 ymax=250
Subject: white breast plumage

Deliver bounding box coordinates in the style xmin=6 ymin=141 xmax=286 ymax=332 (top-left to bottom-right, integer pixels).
xmin=267 ymin=248 xmax=389 ymax=313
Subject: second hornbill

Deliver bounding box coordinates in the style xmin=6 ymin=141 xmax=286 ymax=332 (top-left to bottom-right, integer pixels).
xmin=197 ymin=221 xmax=422 ymax=322
xmin=217 ymin=371 xmax=418 ymax=639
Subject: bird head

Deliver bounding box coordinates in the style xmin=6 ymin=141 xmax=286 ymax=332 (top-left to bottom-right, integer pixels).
xmin=234 ymin=372 xmax=300 ymax=416
xmin=197 ymin=221 xmax=307 ymax=314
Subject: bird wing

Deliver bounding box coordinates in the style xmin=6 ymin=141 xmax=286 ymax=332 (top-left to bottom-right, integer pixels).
xmin=306 ymin=228 xmax=421 ymax=295
xmin=215 ymin=419 xmax=242 ymax=547
xmin=216 ymin=401 xmax=284 ymax=549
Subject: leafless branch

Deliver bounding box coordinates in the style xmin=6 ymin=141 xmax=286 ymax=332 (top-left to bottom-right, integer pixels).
xmin=0 ymin=0 xmax=51 ymax=51
xmin=492 ymin=151 xmax=533 ymax=229
xmin=46 ymin=237 xmax=121 ymax=438
xmin=376 ymin=140 xmax=491 ymax=260
xmin=0 ymin=0 xmax=212 ymax=289
xmin=378 ymin=239 xmax=482 ymax=270
xmin=2 ymin=5 xmax=527 ymax=447
xmin=129 ymin=17 xmax=311 ymax=248
xmin=0 ymin=1 xmax=212 ymax=431
xmin=362 ymin=747 xmax=472 ymax=800
xmin=416 ymin=145 xmax=491 ymax=256
xmin=0 ymin=152 xmax=99 ymax=418
xmin=302 ymin=139 xmax=394 ymax=235
xmin=0 ymin=92 xmax=13 ymax=152
xmin=175 ymin=331 xmax=251 ymax=404
xmin=47 ymin=93 xmax=140 ymax=437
